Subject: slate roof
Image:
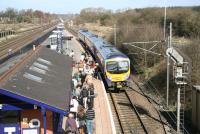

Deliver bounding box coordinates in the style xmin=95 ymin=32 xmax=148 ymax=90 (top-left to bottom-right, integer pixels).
xmin=1 ymin=47 xmax=72 ymax=113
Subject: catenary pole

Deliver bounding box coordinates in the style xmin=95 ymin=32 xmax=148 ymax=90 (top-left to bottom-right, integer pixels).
xmin=167 ymin=23 xmax=172 ymax=107
xmin=166 ymin=36 xmax=170 ymax=107
xmin=114 ymin=24 xmax=116 ymax=47
xmin=164 ymin=6 xmax=167 ymax=41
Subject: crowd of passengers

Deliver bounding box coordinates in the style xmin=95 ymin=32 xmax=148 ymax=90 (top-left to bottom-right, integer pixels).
xmin=65 ymin=52 xmax=99 ymax=134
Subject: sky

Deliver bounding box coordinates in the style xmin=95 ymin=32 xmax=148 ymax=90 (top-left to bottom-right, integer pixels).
xmin=1 ymin=0 xmax=200 ymax=14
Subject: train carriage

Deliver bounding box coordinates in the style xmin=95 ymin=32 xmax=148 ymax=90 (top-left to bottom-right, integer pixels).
xmin=78 ymin=30 xmax=130 ymax=89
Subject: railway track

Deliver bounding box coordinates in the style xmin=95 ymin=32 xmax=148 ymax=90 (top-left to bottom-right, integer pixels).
xmin=109 ymin=90 xmax=148 ymax=134
xmin=108 ymin=87 xmax=170 ymax=134
xmin=0 ymin=23 xmax=56 ymax=62
xmin=65 ymin=26 xmax=78 ymax=36
xmin=0 ymin=24 xmax=52 ymax=45
xmin=126 ymin=87 xmax=167 ymax=134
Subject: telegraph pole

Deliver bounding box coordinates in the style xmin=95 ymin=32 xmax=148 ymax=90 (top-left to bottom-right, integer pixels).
xmin=170 ymin=23 xmax=172 ymax=48
xmin=114 ymin=24 xmax=117 ymax=47
xmin=144 ymin=43 xmax=147 ymax=78
xmin=166 ymin=23 xmax=172 ymax=107
xmin=164 ymin=6 xmax=167 ymax=41
xmin=166 ymin=37 xmax=170 ymax=107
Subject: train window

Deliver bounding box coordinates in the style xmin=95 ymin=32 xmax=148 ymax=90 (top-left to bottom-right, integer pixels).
xmin=106 ymin=61 xmax=118 ymax=73
xmin=118 ymin=61 xmax=129 ymax=71
xmin=106 ymin=60 xmax=129 ymax=74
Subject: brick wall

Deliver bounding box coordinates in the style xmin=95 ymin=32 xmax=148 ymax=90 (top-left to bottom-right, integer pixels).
xmin=20 ymin=109 xmax=53 ymax=134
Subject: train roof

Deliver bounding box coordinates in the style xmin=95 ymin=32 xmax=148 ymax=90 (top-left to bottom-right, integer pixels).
xmin=79 ymin=30 xmax=128 ymax=60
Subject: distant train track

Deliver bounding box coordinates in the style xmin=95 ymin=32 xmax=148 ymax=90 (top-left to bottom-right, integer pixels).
xmin=0 ymin=23 xmax=56 ymax=62
xmin=0 ymin=24 xmax=51 ymax=43
xmin=66 ymin=26 xmax=78 ymax=36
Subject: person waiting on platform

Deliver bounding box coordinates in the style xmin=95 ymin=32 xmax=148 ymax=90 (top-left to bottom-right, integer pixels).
xmin=93 ymin=63 xmax=99 ymax=79
xmin=77 ymin=105 xmax=86 ymax=134
xmin=76 ymin=84 xmax=82 ymax=97
xmin=78 ymin=60 xmax=84 ymax=72
xmin=70 ymin=96 xmax=79 ymax=119
xmin=83 ymin=64 xmax=91 ymax=76
xmin=65 ymin=113 xmax=78 ymax=134
xmin=80 ymin=87 xmax=88 ymax=109
xmin=85 ymin=106 xmax=95 ymax=134
xmin=80 ymin=52 xmax=85 ymax=61
xmin=88 ymin=55 xmax=93 ymax=64
xmin=87 ymin=84 xmax=95 ymax=108
xmin=82 ymin=75 xmax=92 ymax=93
xmin=73 ymin=72 xmax=82 ymax=84
xmin=72 ymin=77 xmax=78 ymax=96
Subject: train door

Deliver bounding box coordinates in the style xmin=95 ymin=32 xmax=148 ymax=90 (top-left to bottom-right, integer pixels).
xmin=0 ymin=111 xmax=20 ymax=134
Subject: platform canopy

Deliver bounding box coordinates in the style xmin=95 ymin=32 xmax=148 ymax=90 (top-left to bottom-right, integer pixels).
xmin=0 ymin=47 xmax=72 ymax=114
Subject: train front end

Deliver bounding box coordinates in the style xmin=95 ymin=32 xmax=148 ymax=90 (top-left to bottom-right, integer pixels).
xmin=105 ymin=57 xmax=130 ymax=89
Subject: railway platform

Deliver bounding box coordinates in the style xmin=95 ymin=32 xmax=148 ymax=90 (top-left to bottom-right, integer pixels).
xmin=93 ymin=79 xmax=114 ymax=134
xmin=66 ymin=30 xmax=115 ymax=134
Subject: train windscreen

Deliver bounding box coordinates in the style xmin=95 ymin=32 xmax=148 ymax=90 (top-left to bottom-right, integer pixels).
xmin=106 ymin=60 xmax=129 ymax=74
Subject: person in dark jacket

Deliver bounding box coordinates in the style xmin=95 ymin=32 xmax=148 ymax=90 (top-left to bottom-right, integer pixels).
xmin=87 ymin=84 xmax=95 ymax=108
xmin=93 ymin=63 xmax=99 ymax=79
xmin=80 ymin=87 xmax=88 ymax=108
xmin=85 ymin=107 xmax=95 ymax=134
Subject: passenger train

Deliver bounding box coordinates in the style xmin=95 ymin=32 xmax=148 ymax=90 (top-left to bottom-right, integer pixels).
xmin=78 ymin=29 xmax=130 ymax=89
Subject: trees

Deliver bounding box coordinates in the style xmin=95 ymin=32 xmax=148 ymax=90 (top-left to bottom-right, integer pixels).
xmin=183 ymin=38 xmax=200 ymax=84
xmin=0 ymin=8 xmax=57 ymax=24
xmin=76 ymin=6 xmax=200 ymax=38
xmin=100 ymin=14 xmax=111 ymax=25
xmin=4 ymin=8 xmax=17 ymax=20
xmin=78 ymin=8 xmax=113 ymax=25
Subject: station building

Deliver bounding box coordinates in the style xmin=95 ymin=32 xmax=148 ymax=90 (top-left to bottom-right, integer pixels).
xmin=0 ymin=47 xmax=72 ymax=134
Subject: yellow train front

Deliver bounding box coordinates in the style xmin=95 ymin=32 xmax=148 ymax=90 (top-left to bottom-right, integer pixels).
xmin=105 ymin=56 xmax=130 ymax=89
xmin=78 ymin=29 xmax=131 ymax=89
